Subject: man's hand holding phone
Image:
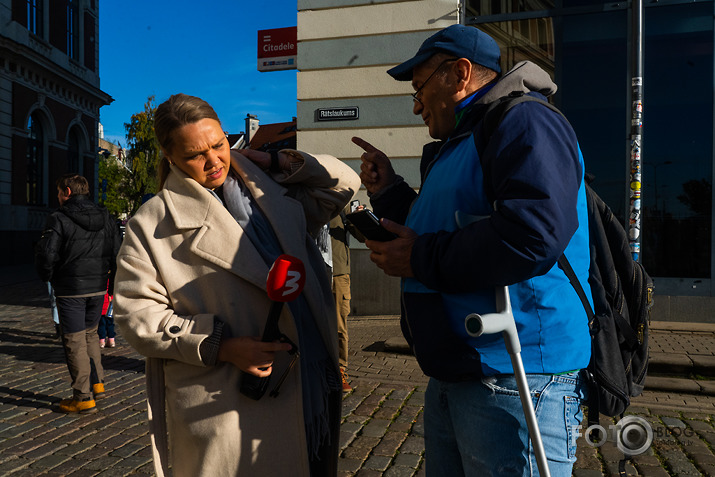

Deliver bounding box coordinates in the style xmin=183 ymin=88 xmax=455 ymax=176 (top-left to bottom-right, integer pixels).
xmin=346 ymin=209 xmax=417 ymax=278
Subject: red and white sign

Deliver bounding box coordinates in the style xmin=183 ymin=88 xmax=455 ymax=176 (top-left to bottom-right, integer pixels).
xmin=257 ymin=27 xmax=297 ymax=72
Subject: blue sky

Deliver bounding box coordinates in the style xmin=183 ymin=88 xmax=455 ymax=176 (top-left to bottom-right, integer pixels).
xmin=99 ymin=0 xmax=298 ymax=147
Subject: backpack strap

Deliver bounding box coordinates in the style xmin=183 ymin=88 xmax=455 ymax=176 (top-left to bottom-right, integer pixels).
xmin=476 ymin=91 xmax=569 ymax=203
xmin=557 ymin=255 xmax=595 ymax=323
xmin=478 ymin=91 xmax=568 ymax=149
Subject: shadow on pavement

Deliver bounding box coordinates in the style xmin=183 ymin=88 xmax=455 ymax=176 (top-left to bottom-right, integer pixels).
xmin=0 ymin=385 xmax=61 ymax=410
xmin=363 ymin=341 xmax=387 ymax=352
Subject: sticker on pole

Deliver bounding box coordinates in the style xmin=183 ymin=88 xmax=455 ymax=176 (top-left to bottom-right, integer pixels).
xmin=266 ymin=254 xmax=306 ymax=302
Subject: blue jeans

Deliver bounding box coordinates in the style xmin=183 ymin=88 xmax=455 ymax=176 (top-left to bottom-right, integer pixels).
xmin=424 ymin=371 xmax=587 ymax=477
xmin=97 ymin=315 xmax=115 ymax=339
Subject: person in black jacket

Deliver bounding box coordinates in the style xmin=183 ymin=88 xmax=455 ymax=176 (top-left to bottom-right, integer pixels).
xmin=35 ymin=174 xmax=121 ymax=414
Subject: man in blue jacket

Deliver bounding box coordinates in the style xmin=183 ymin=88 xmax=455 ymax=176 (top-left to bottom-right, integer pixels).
xmin=35 ymin=174 xmax=121 ymax=414
xmin=353 ymin=25 xmax=592 ymax=476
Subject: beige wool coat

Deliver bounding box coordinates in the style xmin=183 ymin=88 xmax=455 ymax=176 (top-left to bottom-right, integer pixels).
xmin=114 ymin=150 xmax=360 ymax=477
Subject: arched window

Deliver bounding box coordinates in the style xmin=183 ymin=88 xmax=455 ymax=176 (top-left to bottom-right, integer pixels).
xmin=26 ymin=114 xmax=44 ymax=205
xmin=67 ymin=128 xmax=81 ymax=173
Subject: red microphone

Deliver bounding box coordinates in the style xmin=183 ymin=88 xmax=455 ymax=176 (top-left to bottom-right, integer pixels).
xmin=240 ymin=255 xmax=305 ymax=400
xmin=266 ymin=254 xmax=306 ymax=301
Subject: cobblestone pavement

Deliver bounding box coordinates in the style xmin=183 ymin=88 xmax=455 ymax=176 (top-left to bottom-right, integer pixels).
xmin=1 ymin=275 xmax=714 ymax=476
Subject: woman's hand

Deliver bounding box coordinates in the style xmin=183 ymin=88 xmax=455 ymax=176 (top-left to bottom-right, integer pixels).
xmin=217 ymin=336 xmax=293 ymax=377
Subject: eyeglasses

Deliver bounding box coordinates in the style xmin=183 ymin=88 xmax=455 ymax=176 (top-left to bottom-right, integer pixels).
xmin=411 ymin=58 xmax=457 ymax=105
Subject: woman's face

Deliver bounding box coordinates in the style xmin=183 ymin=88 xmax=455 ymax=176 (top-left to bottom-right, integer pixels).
xmin=165 ymin=118 xmax=231 ymax=189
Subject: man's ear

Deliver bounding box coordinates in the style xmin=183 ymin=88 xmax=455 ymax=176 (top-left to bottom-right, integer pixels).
xmin=64 ymin=187 xmax=72 ymax=198
xmin=453 ymin=58 xmax=473 ymax=93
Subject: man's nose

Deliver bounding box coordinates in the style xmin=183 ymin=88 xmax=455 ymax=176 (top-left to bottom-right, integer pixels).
xmin=412 ymin=100 xmax=423 ymax=116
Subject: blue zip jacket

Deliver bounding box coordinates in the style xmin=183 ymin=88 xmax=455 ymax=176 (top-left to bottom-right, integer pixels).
xmin=371 ymin=61 xmax=592 ymax=380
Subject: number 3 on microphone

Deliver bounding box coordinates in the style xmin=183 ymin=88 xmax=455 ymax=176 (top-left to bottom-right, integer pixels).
xmin=283 ymin=270 xmax=302 ymax=297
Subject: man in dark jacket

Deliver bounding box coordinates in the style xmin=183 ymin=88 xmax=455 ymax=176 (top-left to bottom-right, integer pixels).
xmin=35 ymin=173 xmax=121 ymax=414
xmin=352 ymin=26 xmax=592 ymax=476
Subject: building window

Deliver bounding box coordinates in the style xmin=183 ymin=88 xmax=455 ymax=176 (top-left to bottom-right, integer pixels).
xmin=26 ymin=114 xmax=44 ymax=206
xmin=68 ymin=128 xmax=81 ymax=173
xmin=467 ymin=1 xmax=713 ymax=281
xmin=67 ymin=0 xmax=79 ymax=60
xmin=27 ymin=0 xmax=43 ymax=36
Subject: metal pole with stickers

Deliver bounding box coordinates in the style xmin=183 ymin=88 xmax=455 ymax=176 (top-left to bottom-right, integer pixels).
xmin=628 ymin=0 xmax=645 ymax=262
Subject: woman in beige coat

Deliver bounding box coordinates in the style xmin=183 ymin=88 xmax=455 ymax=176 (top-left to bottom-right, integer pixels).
xmin=114 ymin=94 xmax=360 ymax=477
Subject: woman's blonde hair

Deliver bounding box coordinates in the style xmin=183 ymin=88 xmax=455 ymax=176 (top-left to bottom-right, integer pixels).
xmin=154 ymin=94 xmax=221 ymax=189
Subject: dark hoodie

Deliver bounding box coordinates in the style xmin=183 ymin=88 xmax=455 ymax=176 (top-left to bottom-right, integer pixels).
xmin=35 ymin=194 xmax=121 ymax=296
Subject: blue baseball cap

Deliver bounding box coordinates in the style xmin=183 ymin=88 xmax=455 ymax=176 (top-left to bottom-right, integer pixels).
xmin=387 ymin=25 xmax=501 ymax=81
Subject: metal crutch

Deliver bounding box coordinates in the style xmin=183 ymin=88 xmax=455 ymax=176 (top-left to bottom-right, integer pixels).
xmin=464 ymin=286 xmax=552 ymax=477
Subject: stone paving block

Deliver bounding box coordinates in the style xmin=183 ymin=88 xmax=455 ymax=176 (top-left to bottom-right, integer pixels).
xmin=135 ymin=461 xmax=156 ymax=474
xmin=389 ymin=421 xmax=413 ymax=433
xmin=354 ymin=402 xmax=380 ymax=417
xmin=65 ymin=468 xmax=100 ymax=477
xmin=373 ymin=431 xmax=408 ymax=456
xmin=108 ymin=441 xmax=145 ymax=458
xmin=399 ymin=435 xmax=425 ymax=455
xmin=356 ymin=470 xmax=384 ymax=477
xmin=604 ymin=460 xmax=637 ymax=476
xmin=411 ymin=418 xmax=424 ymax=437
xmin=362 ymin=418 xmax=391 ymax=438
xmin=21 ymin=440 xmax=70 ymax=460
xmin=73 ymin=443 xmax=111 ymax=461
xmin=110 ymin=452 xmax=153 ymax=471
xmin=345 ymin=414 xmax=370 ymax=425
xmin=0 ymin=457 xmax=28 ymax=474
xmin=406 ymin=391 xmax=425 ymax=406
xmin=697 ymin=379 xmax=715 ymax=396
xmin=1 ymin=435 xmax=47 ymax=455
xmin=688 ymin=419 xmax=715 ymax=432
xmin=26 ymin=452 xmax=72 ymax=471
xmin=393 ymin=452 xmax=422 ymax=468
xmin=48 ymin=456 xmax=91 ymax=475
xmin=97 ymin=433 xmax=139 ymax=451
xmin=662 ymin=416 xmax=687 ymax=428
xmin=631 ymin=452 xmax=661 ymax=467
xmin=690 ymin=455 xmax=715 ymax=477
xmin=574 ymin=441 xmax=601 ymax=470
xmin=344 ymin=437 xmax=380 ymax=460
xmin=384 ymin=465 xmax=418 ymax=477
xmin=338 ymin=457 xmax=363 ymax=473
xmin=80 ymin=454 xmax=124 ymax=471
xmin=6 ymin=465 xmax=49 ymax=477
xmin=636 ymin=466 xmax=671 ymax=477
xmin=572 ymin=470 xmax=603 ymax=477
xmin=698 ymin=462 xmax=715 ymax=476
xmin=363 ymin=454 xmax=392 ymax=471
xmin=659 ymin=448 xmax=702 ymax=476
xmin=387 ymin=388 xmax=412 ymax=401
xmin=340 ymin=422 xmax=362 ymax=449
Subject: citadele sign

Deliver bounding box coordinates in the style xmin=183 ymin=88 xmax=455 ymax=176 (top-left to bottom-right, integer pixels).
xmin=257 ymin=27 xmax=297 ymax=72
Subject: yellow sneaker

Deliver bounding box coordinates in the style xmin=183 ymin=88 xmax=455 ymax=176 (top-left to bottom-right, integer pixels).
xmin=92 ymin=383 xmax=106 ymax=399
xmin=59 ymin=397 xmax=97 ymax=414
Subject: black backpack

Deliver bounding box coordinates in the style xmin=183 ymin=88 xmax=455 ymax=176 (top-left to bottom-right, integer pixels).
xmin=476 ymin=92 xmax=654 ymax=421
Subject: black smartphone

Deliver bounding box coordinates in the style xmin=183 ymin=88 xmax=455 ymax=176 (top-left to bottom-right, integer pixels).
xmin=345 ymin=209 xmax=397 ymax=242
